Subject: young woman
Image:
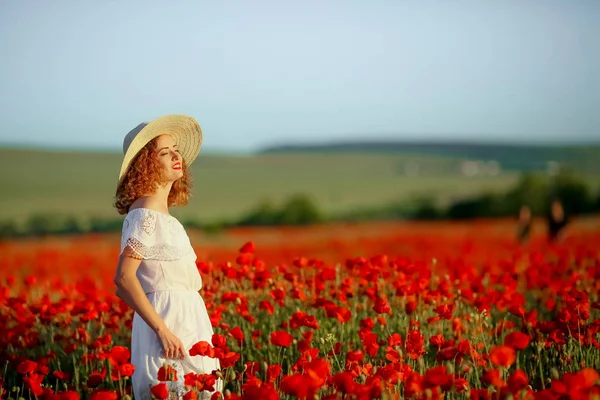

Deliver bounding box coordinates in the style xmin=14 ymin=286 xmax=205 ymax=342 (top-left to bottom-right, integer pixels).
xmin=113 ymin=115 xmax=221 ymax=400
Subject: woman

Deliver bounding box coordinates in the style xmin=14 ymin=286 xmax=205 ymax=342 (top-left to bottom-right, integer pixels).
xmin=113 ymin=115 xmax=221 ymax=400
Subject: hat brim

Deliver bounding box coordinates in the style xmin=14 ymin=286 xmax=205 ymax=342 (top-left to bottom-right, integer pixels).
xmin=118 ymin=114 xmax=203 ymax=182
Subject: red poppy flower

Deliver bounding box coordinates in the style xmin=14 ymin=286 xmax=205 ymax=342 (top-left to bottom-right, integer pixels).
xmin=53 ymin=371 xmax=73 ymax=381
xmin=346 ymin=350 xmax=364 ymax=363
xmin=259 ymin=300 xmax=275 ymax=315
xmin=236 ymin=253 xmax=252 ymax=266
xmin=508 ymin=304 xmax=525 ymax=318
xmin=332 ymin=372 xmax=356 ymax=395
xmin=64 ymin=343 xmax=78 ymax=354
xmin=109 ymin=363 xmax=134 ymax=381
xmin=405 ymin=329 xmax=426 ymax=359
xmin=239 ymin=241 xmax=255 ymax=253
xmin=504 ymin=332 xmax=530 ymax=350
xmin=212 ymin=333 xmax=227 ymax=348
xmin=293 ymin=257 xmax=308 ymax=268
xmin=270 ymin=331 xmax=293 ymax=347
xmin=489 ymin=345 xmax=516 ymax=368
xmin=157 ymin=365 xmax=178 ymax=382
xmin=373 ymin=298 xmax=391 ymax=314
xmin=219 ymin=351 xmax=241 ymax=368
xmin=454 ymin=378 xmax=468 ymax=393
xmin=304 ymin=358 xmax=331 ymax=389
xmin=108 ymin=346 xmax=130 ymax=366
xmin=229 ymin=326 xmax=245 ymax=345
xmin=507 ymin=369 xmax=528 ymax=393
xmin=360 ymin=317 xmax=375 ymax=329
xmin=269 ymin=289 xmax=286 ymax=306
xmin=429 ymin=334 xmax=444 ymax=349
xmin=151 ymin=383 xmax=169 ymax=400
xmin=194 ymin=374 xmax=217 ymax=392
xmin=290 ymin=311 xmax=319 ymax=329
xmin=89 ymin=390 xmax=118 ymax=400
xmin=57 ymin=391 xmax=80 ymax=400
xmin=267 ymin=364 xmax=282 ymax=382
xmin=423 ymin=366 xmax=452 ymax=389
xmin=385 ymin=347 xmax=401 ymax=363
xmin=280 ymin=374 xmax=310 ymax=399
xmin=190 ymin=341 xmax=216 ymax=358
xmin=23 ymin=373 xmax=44 ymax=396
xmin=17 ymin=360 xmax=37 ymax=375
xmin=433 ymin=303 xmax=454 ymax=320
xmin=87 ymin=371 xmax=106 ymax=388
xmin=481 ymin=368 xmax=506 ymax=388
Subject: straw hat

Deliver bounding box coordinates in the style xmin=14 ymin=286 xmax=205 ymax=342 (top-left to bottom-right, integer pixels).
xmin=118 ymin=114 xmax=203 ymax=182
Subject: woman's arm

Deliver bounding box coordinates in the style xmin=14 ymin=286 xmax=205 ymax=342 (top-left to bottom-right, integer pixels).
xmin=113 ymin=248 xmax=185 ymax=360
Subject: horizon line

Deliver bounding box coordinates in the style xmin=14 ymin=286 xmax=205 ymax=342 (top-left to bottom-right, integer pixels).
xmin=1 ymin=136 xmax=600 ymax=154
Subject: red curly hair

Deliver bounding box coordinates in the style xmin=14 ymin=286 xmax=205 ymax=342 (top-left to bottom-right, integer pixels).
xmin=114 ymin=137 xmax=192 ymax=215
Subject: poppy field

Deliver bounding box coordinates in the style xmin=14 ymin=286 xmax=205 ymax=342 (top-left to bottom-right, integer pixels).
xmin=1 ymin=217 xmax=600 ymax=399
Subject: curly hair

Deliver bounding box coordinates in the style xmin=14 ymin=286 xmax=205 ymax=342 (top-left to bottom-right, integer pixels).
xmin=114 ymin=137 xmax=192 ymax=215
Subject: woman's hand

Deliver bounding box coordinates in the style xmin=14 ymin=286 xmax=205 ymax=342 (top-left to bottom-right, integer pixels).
xmin=156 ymin=326 xmax=186 ymax=360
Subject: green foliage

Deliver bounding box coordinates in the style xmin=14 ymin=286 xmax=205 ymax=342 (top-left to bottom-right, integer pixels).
xmin=411 ymin=196 xmax=443 ymax=220
xmin=444 ymin=171 xmax=597 ymax=220
xmin=237 ymin=195 xmax=325 ymax=226
xmin=26 ymin=214 xmax=83 ymax=236
xmin=0 ymin=172 xmax=598 ymax=238
xmin=276 ymin=194 xmax=325 ymax=225
xmin=237 ymin=199 xmax=280 ymax=226
xmin=549 ymin=170 xmax=595 ymax=214
xmin=502 ymin=172 xmax=549 ymax=215
xmin=446 ymin=193 xmax=503 ymax=219
xmin=0 ymin=220 xmax=18 ymax=237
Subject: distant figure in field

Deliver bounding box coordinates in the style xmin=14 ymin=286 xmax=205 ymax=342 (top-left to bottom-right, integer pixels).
xmin=547 ymin=199 xmax=568 ymax=242
xmin=516 ymin=205 xmax=532 ymax=243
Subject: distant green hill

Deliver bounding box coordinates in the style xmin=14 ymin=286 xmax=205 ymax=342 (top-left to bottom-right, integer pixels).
xmin=0 ymin=146 xmax=598 ymax=228
xmin=261 ymin=141 xmax=600 ymax=173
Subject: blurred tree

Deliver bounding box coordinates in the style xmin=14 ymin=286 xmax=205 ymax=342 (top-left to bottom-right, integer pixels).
xmin=411 ymin=195 xmax=442 ymax=220
xmin=276 ymin=194 xmax=324 ymax=225
xmin=549 ymin=170 xmax=594 ymax=214
xmin=502 ymin=173 xmax=549 ymax=216
xmin=237 ymin=199 xmax=279 ymax=226
xmin=0 ymin=220 xmax=18 ymax=238
xmin=446 ymin=193 xmax=502 ymax=219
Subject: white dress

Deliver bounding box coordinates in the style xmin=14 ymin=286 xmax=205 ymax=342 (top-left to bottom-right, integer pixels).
xmin=120 ymin=208 xmax=221 ymax=400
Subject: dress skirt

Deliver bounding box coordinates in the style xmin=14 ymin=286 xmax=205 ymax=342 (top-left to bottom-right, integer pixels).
xmin=131 ymin=290 xmax=222 ymax=400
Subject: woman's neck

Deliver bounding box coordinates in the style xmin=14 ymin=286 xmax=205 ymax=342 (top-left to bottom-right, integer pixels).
xmin=139 ymin=182 xmax=173 ymax=213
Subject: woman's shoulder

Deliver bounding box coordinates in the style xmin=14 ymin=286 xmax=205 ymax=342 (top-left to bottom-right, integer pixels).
xmin=125 ymin=207 xmax=175 ymax=226
xmin=129 ymin=197 xmax=169 ymax=214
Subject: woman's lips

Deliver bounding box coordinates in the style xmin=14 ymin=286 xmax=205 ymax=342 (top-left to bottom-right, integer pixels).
xmin=172 ymin=162 xmax=181 ymax=170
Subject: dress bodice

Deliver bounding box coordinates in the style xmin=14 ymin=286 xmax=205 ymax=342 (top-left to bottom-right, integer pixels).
xmin=120 ymin=208 xmax=201 ymax=293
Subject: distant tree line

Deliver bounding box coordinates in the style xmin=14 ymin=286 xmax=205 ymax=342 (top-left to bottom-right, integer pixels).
xmin=0 ymin=171 xmax=598 ymax=239
xmin=332 ymin=170 xmax=599 ymax=221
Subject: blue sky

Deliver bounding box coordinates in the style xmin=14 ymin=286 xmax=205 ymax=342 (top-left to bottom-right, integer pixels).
xmin=0 ymin=0 xmax=598 ymax=153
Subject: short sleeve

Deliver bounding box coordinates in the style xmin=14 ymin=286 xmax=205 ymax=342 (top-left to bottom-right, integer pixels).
xmin=120 ymin=209 xmax=196 ymax=261
xmin=120 ymin=210 xmax=160 ymax=260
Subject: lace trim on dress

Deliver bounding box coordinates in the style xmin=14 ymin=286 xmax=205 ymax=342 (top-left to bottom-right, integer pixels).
xmin=124 ymin=237 xmax=194 ymax=261
xmin=120 ymin=209 xmax=195 ymax=261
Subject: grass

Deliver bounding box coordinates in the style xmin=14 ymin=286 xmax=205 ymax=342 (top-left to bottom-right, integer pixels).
xmin=1 ymin=148 xmax=599 ymax=225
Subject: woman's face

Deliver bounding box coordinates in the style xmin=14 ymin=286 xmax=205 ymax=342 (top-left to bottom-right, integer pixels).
xmin=155 ymin=134 xmax=184 ymax=183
